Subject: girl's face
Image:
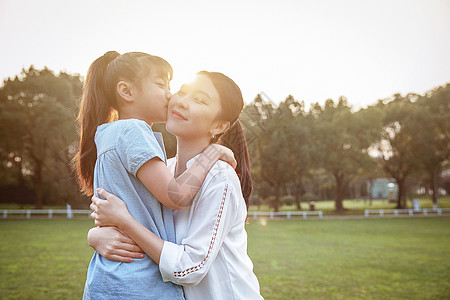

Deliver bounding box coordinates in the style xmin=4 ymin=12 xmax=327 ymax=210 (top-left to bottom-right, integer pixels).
xmin=132 ymin=73 xmax=171 ymax=123
xmin=166 ymin=75 xmax=224 ymax=141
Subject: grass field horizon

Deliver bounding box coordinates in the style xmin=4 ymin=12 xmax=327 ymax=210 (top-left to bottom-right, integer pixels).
xmin=1 ymin=217 xmax=449 ymax=299
xmin=2 ymin=196 xmax=449 ymax=217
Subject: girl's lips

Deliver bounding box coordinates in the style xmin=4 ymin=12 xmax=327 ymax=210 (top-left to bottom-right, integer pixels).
xmin=171 ymin=109 xmax=187 ymax=120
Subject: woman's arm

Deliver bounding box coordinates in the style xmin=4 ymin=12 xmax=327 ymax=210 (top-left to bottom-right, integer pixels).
xmin=158 ymin=180 xmax=236 ymax=285
xmin=136 ymin=144 xmax=235 ymax=210
xmin=92 ymin=176 xmax=237 ymax=286
xmin=87 ymin=226 xmax=144 ymax=263
xmin=91 ymin=189 xmax=166 ymax=264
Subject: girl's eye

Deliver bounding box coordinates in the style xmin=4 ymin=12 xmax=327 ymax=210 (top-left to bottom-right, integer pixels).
xmin=177 ymin=90 xmax=185 ymax=96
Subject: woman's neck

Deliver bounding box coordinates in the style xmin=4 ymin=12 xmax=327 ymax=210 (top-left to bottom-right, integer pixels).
xmin=175 ymin=137 xmax=210 ymax=177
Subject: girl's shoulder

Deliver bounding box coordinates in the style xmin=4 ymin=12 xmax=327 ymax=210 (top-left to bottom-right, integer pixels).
xmin=116 ymin=118 xmax=152 ymax=132
xmin=97 ymin=118 xmax=151 ymax=132
xmin=98 ymin=119 xmax=155 ymax=139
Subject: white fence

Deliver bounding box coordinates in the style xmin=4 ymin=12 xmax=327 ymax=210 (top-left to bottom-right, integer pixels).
xmin=1 ymin=209 xmax=322 ymax=220
xmin=2 ymin=208 xmax=449 ymax=220
xmin=364 ymin=208 xmax=450 ymax=217
xmin=2 ymin=209 xmax=91 ymax=219
xmin=249 ymin=211 xmax=323 ymax=220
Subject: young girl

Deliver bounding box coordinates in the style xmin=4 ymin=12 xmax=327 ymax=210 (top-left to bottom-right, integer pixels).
xmin=89 ymin=71 xmax=263 ymax=299
xmin=75 ymin=52 xmax=235 ymax=299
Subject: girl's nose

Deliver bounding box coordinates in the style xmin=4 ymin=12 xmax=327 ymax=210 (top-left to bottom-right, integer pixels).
xmin=165 ymin=89 xmax=172 ymax=101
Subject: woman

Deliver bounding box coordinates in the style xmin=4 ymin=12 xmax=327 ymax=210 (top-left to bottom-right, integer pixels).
xmin=90 ymin=71 xmax=263 ymax=299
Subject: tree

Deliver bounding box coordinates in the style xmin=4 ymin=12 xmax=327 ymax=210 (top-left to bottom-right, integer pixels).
xmin=412 ymin=84 xmax=450 ymax=206
xmin=0 ymin=66 xmax=82 ymax=208
xmin=242 ymin=95 xmax=292 ymax=212
xmin=280 ymin=95 xmax=312 ymax=209
xmin=374 ymin=94 xmax=421 ymax=209
xmin=311 ymin=97 xmax=379 ymax=212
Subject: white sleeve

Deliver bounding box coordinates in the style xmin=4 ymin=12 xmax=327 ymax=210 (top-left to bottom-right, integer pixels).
xmin=159 ymin=177 xmax=237 ymax=286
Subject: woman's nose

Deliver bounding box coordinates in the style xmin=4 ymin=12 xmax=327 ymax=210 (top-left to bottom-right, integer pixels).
xmin=169 ymin=94 xmax=187 ymax=110
xmin=179 ymin=96 xmax=188 ymax=108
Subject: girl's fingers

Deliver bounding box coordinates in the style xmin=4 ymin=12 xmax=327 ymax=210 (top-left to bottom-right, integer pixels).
xmin=114 ymin=248 xmax=144 ymax=259
xmin=106 ymin=255 xmax=133 ymax=263
xmin=114 ymin=229 xmax=142 ymax=252
xmin=231 ymin=159 xmax=237 ymax=169
xmin=118 ymin=242 xmax=143 ymax=253
xmin=101 ymin=246 xmax=144 ymax=262
xmin=118 ymin=233 xmax=138 ymax=245
xmin=97 ymin=188 xmax=111 ymax=200
xmin=91 ymin=194 xmax=101 ymax=205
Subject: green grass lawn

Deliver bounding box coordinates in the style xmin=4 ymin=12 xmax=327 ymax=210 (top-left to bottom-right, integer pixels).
xmin=1 ymin=217 xmax=449 ymax=299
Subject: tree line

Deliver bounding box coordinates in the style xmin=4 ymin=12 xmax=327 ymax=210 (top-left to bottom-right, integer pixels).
xmin=0 ymin=66 xmax=449 ymax=211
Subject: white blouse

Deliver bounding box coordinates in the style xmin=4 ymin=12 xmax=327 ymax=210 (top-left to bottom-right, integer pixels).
xmin=159 ymin=156 xmax=263 ymax=300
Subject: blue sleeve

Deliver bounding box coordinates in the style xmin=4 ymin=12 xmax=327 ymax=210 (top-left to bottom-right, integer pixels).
xmin=116 ymin=119 xmax=166 ymax=176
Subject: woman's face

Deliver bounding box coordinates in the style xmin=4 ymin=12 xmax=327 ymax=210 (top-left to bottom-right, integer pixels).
xmin=166 ymin=75 xmax=223 ymax=140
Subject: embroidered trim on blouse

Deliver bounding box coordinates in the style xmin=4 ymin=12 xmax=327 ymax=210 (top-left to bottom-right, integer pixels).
xmin=174 ymin=183 xmax=229 ymax=278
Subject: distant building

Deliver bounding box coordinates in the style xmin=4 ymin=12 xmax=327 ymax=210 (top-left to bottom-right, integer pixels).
xmin=367 ymin=178 xmax=398 ymax=200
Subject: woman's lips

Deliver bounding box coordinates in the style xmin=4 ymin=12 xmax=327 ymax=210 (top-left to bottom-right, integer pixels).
xmin=171 ymin=109 xmax=187 ymax=120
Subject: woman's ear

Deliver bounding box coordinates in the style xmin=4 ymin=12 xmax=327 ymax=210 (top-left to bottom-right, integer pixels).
xmin=117 ymin=81 xmax=133 ymax=103
xmin=211 ymin=121 xmax=230 ymax=136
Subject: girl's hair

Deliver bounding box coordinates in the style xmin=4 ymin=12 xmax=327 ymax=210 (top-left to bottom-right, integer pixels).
xmin=74 ymin=51 xmax=173 ymax=195
xmin=197 ymin=71 xmax=252 ymax=208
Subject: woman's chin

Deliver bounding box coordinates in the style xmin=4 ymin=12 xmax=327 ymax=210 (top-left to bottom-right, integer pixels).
xmin=166 ymin=121 xmax=184 ymax=136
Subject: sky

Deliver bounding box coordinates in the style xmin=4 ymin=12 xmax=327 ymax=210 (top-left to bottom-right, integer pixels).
xmin=0 ymin=0 xmax=449 ymax=109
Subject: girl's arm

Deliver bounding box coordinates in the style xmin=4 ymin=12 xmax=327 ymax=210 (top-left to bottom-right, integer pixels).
xmin=136 ymin=144 xmax=235 ymax=210
xmin=87 ymin=226 xmax=144 ymax=263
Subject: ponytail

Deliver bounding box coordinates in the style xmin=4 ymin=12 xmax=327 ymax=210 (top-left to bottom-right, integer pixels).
xmin=74 ymin=51 xmax=120 ymax=195
xmin=219 ymin=121 xmax=252 ymax=208
xmin=196 ymin=71 xmax=253 ymax=208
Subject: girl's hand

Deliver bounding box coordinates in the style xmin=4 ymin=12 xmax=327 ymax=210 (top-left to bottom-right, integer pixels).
xmin=208 ymin=144 xmax=237 ymax=169
xmin=87 ymin=226 xmax=144 ymax=263
xmin=90 ymin=188 xmax=131 ymax=228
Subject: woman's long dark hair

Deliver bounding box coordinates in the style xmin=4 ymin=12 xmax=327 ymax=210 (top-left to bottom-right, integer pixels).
xmin=197 ymin=71 xmax=252 ymax=209
xmin=74 ymin=51 xmax=172 ymax=195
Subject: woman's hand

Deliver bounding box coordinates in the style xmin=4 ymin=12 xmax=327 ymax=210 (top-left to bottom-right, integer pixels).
xmin=90 ymin=188 xmax=131 ymax=228
xmin=87 ymin=226 xmax=144 ymax=263
xmin=207 ymin=144 xmax=237 ymax=169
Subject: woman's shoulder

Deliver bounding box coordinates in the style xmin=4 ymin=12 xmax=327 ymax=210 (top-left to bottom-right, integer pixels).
xmin=197 ymin=161 xmax=245 ymax=214
xmin=207 ymin=161 xmax=241 ymax=192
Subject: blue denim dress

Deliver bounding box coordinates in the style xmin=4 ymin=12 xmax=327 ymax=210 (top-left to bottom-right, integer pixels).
xmin=83 ymin=119 xmax=184 ymax=300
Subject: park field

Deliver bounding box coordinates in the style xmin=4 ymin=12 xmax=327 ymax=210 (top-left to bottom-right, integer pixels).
xmin=249 ymin=196 xmax=450 ymax=215
xmin=0 ymin=217 xmax=449 ymax=299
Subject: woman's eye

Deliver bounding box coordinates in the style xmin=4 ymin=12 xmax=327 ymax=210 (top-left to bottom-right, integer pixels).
xmin=194 ymin=97 xmax=206 ymax=104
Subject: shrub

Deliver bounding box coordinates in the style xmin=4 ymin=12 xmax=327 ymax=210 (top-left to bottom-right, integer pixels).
xmin=281 ymin=195 xmax=295 ymax=206
xmin=302 ymin=192 xmax=318 ymax=203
